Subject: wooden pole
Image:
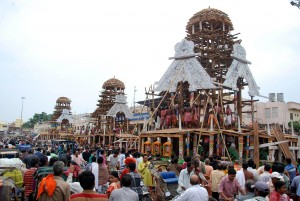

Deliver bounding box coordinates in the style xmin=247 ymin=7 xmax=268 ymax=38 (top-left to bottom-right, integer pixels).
xmin=238 ymin=83 xmax=243 ymax=125
xmin=253 ymin=121 xmax=260 ymax=168
xmin=251 ymin=96 xmax=254 ymax=126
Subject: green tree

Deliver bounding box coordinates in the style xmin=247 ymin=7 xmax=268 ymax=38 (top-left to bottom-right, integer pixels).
xmin=22 ymin=112 xmax=52 ymax=128
xmin=288 ymin=121 xmax=300 ymax=132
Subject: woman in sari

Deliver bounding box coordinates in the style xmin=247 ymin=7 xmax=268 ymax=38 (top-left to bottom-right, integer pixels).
xmin=106 ymin=171 xmax=121 ymax=198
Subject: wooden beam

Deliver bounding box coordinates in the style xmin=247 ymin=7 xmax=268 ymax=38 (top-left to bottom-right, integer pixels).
xmin=253 ymin=122 xmax=260 ymax=168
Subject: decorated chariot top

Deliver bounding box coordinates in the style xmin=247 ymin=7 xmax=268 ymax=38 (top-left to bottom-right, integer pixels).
xmin=155 ymin=39 xmax=216 ymax=92
xmin=223 ymin=43 xmax=260 ymax=97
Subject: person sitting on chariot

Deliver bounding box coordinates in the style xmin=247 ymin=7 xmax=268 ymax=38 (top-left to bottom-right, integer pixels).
xmin=160 ymin=106 xmax=167 ymax=129
xmin=183 ymin=103 xmax=192 ymax=128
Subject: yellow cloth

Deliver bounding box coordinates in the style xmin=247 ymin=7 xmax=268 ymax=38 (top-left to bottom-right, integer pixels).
xmin=3 ymin=169 xmax=23 ymax=188
xmin=138 ymin=161 xmax=153 ymax=186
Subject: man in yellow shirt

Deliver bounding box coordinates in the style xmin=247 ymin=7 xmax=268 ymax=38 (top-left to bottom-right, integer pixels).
xmin=138 ymin=155 xmax=153 ymax=187
xmin=210 ymin=163 xmax=225 ymax=200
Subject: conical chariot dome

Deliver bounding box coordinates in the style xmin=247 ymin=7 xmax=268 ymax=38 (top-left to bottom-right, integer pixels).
xmin=56 ymin=96 xmax=71 ymax=103
xmin=102 ymin=77 xmax=125 ymax=90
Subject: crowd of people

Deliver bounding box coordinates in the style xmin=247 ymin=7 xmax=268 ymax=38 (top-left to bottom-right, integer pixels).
xmin=173 ymin=155 xmax=300 ymax=201
xmin=4 ymin=140 xmax=300 ymax=201
xmin=18 ymin=145 xmax=148 ymax=201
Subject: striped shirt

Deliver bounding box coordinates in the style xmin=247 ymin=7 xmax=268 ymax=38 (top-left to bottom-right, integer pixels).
xmin=23 ymin=167 xmax=37 ymax=197
xmin=69 ymin=190 xmax=108 ymax=201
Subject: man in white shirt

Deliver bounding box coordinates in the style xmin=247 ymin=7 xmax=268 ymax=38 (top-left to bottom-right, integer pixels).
xmin=256 ymin=160 xmax=267 ymax=175
xmin=247 ymin=159 xmax=259 ymax=182
xmin=236 ymin=168 xmax=245 ymax=198
xmin=177 ymin=162 xmax=195 ymax=194
xmin=259 ymin=163 xmax=271 ymax=182
xmin=174 ymin=175 xmax=209 ymax=201
xmin=107 ymin=150 xmax=120 ymax=171
xmin=119 ymin=149 xmax=126 ymax=170
xmin=91 ymin=156 xmax=99 ymax=191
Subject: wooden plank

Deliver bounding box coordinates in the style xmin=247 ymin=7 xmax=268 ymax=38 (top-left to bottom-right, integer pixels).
xmin=253 ymin=122 xmax=260 ymax=168
xmin=272 ymin=125 xmax=297 ymax=166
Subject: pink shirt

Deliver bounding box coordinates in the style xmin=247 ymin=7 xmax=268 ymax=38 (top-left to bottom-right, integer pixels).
xmin=218 ymin=175 xmax=243 ymax=199
xmin=269 ymin=191 xmax=289 ymax=201
xmin=71 ymin=155 xmax=85 ymax=166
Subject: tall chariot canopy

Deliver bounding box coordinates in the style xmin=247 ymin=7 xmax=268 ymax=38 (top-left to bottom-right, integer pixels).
xmin=223 ymin=43 xmax=260 ymax=97
xmin=155 ymin=39 xmax=216 ymax=92
xmin=107 ymin=95 xmax=133 ymax=119
xmin=56 ymin=109 xmax=73 ymax=123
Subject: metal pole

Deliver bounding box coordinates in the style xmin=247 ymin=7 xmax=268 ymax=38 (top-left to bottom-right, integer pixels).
xmin=21 ymin=97 xmax=25 ymax=124
xmin=133 ymin=86 xmax=137 ymax=113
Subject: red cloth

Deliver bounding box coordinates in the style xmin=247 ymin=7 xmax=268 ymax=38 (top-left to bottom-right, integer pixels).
xmin=182 ymin=162 xmax=187 ymax=169
xmin=106 ymin=182 xmax=121 ymax=198
xmin=65 ymin=165 xmax=81 ymax=178
xmin=124 ymin=157 xmax=136 ymax=166
xmin=70 ymin=192 xmax=108 ymax=201
xmin=184 ymin=112 xmax=192 ymax=122
xmin=23 ymin=167 xmax=37 ymax=197
xmin=120 ymin=169 xmax=137 ymax=180
xmin=269 ymin=191 xmax=289 ymax=201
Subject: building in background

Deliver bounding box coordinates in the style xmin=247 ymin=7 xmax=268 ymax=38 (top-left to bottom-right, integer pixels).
xmin=0 ymin=120 xmax=9 ymax=135
xmin=242 ymin=93 xmax=300 ymax=133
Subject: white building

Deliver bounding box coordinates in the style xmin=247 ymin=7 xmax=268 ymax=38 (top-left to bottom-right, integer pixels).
xmin=240 ymin=93 xmax=300 ymax=133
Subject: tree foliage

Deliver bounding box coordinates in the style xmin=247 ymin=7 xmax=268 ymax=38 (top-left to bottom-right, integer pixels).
xmin=22 ymin=112 xmax=52 ymax=128
xmin=288 ymin=121 xmax=300 ymax=132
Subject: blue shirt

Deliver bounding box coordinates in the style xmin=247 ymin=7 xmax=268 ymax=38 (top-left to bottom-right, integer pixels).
xmin=285 ymin=164 xmax=296 ymax=183
xmin=296 ymin=180 xmax=300 ymax=196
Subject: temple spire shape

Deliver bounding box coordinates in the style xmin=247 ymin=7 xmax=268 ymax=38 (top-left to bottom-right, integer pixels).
xmin=155 ymin=39 xmax=216 ymax=92
xmin=107 ymin=95 xmax=133 ymax=119
xmin=223 ymin=43 xmax=260 ymax=96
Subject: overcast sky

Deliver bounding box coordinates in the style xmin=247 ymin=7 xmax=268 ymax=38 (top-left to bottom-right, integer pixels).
xmin=1 ymin=0 xmax=299 ymax=123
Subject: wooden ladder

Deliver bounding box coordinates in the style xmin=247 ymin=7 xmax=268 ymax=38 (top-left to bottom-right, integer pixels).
xmin=272 ymin=125 xmax=296 ymax=166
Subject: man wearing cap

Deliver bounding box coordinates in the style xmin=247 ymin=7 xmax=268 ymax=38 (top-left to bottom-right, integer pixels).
xmin=120 ymin=157 xmax=137 ymax=180
xmin=244 ymin=181 xmax=269 ymax=201
xmin=269 ymin=172 xmax=283 ymax=193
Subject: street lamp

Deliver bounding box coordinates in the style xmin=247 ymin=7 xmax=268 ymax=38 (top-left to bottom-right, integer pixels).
xmin=291 ymin=1 xmax=300 ymax=8
xmin=21 ymin=97 xmax=25 ymax=125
